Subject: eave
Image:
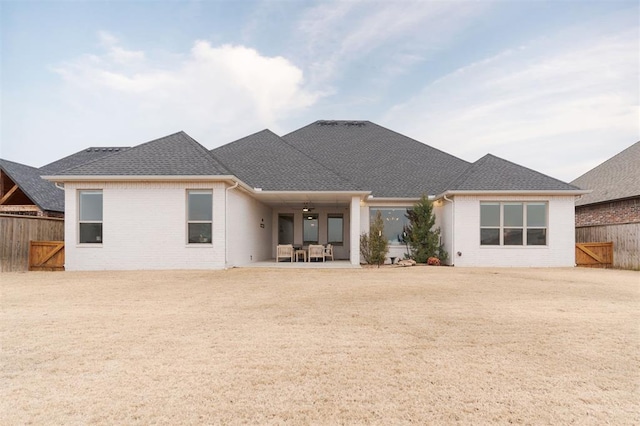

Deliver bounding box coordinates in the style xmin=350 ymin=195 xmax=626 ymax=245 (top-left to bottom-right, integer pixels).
xmin=436 ymin=189 xmax=591 ymax=198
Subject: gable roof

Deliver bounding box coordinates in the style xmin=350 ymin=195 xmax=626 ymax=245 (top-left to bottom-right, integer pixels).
xmin=447 ymin=154 xmax=581 ymax=192
xmin=211 ymin=129 xmax=360 ymax=191
xmin=52 ymin=131 xmax=230 ymax=177
xmin=0 ymin=159 xmax=64 ymax=212
xmin=571 ymin=141 xmax=640 ymax=206
xmin=41 ymin=147 xmax=130 ymax=174
xmin=281 ymin=120 xmax=471 ymax=198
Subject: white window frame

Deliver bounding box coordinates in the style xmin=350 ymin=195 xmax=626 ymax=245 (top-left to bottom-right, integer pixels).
xmin=480 ymin=201 xmax=548 ymax=246
xmin=327 ymin=214 xmax=344 ymax=245
xmin=369 ymin=207 xmax=410 ymax=245
xmin=187 ymin=190 xmax=213 ymax=245
xmin=78 ymin=190 xmax=103 ymax=245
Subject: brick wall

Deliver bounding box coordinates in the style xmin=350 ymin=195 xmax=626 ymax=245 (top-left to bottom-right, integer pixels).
xmin=64 ymin=181 xmax=227 ymax=271
xmin=451 ymin=195 xmax=576 ymax=267
xmin=576 ymin=197 xmax=640 ymax=227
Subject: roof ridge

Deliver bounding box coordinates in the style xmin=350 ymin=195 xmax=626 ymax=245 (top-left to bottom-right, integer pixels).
xmin=483 ymin=153 xmax=579 ymax=189
xmin=177 ymin=131 xmax=232 ymax=175
xmin=278 ymin=128 xmax=363 ymax=190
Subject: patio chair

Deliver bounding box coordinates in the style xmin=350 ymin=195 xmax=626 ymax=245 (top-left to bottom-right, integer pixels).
xmin=308 ymin=244 xmax=325 ymax=262
xmin=276 ymin=244 xmax=294 ymax=262
xmin=324 ymin=244 xmax=334 ymax=261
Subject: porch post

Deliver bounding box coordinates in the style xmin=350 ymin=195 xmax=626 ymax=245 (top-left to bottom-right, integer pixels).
xmin=350 ymin=195 xmax=361 ymax=266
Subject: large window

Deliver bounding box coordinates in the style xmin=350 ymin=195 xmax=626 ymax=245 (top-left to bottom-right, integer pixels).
xmin=303 ymin=213 xmax=319 ymax=244
xmin=327 ymin=214 xmax=343 ymax=245
xmin=480 ymin=202 xmax=547 ymax=246
xmin=187 ymin=190 xmax=212 ymax=244
xmin=369 ymin=208 xmax=409 ymax=244
xmin=79 ymin=190 xmax=103 ymax=244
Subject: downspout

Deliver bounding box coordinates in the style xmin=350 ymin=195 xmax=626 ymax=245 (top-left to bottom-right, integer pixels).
xmin=443 ymin=195 xmax=455 ymax=266
xmin=225 ymin=181 xmax=239 ymax=268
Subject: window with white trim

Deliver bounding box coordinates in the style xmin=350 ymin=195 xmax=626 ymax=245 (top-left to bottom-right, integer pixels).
xmin=187 ymin=190 xmax=212 ymax=244
xmin=327 ymin=214 xmax=343 ymax=245
xmin=369 ymin=208 xmax=409 ymax=244
xmin=303 ymin=213 xmax=319 ymax=244
xmin=79 ymin=190 xmax=103 ymax=244
xmin=480 ymin=202 xmax=547 ymax=246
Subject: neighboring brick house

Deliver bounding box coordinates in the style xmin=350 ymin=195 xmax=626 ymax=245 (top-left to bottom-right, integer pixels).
xmin=571 ymin=141 xmax=640 ymax=269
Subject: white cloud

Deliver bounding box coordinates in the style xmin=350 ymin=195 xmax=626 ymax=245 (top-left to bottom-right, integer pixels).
xmin=45 ymin=35 xmax=321 ymax=152
xmin=383 ymin=23 xmax=639 ymax=182
xmin=296 ymin=0 xmax=490 ymax=84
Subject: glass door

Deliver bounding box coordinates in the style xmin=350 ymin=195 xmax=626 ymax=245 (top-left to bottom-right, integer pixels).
xmin=278 ymin=214 xmax=294 ymax=245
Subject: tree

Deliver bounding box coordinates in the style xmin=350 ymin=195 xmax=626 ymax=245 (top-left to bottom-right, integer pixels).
xmin=404 ymin=194 xmax=446 ymax=263
xmin=359 ymin=210 xmax=389 ymax=267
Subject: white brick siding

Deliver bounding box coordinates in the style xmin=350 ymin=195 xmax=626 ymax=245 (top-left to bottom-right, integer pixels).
xmin=65 ymin=181 xmax=227 ymax=270
xmin=226 ymin=188 xmax=272 ymax=266
xmin=449 ymin=195 xmax=576 ymax=267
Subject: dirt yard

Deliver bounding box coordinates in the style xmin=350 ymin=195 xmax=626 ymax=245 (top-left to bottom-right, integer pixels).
xmin=1 ymin=267 xmax=638 ymax=424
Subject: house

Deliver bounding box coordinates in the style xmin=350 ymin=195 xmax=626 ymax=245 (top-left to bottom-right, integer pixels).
xmin=0 ymin=147 xmax=129 ymax=218
xmin=1 ymin=159 xmax=65 ymax=217
xmin=571 ymin=142 xmax=640 ymax=269
xmin=43 ymin=120 xmax=586 ymax=270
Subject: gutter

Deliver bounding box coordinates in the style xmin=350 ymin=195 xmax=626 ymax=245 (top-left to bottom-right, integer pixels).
xmin=436 ymin=189 xmax=591 ymax=197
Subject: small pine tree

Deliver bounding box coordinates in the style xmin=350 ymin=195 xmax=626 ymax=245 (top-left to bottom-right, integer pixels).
xmin=369 ymin=210 xmax=389 ymax=267
xmin=359 ymin=210 xmax=389 ymax=267
xmin=404 ymin=194 xmax=443 ymax=263
xmin=359 ymin=233 xmax=371 ymax=264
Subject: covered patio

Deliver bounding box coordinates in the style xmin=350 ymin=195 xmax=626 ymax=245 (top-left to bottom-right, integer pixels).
xmin=249 ymin=190 xmax=369 ymax=266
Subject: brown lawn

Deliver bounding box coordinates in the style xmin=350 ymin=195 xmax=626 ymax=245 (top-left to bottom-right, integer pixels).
xmin=1 ymin=267 xmax=638 ymax=424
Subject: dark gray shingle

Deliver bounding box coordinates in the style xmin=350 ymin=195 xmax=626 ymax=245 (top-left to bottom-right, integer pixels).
xmin=55 ymin=132 xmax=230 ymax=176
xmin=41 ymin=147 xmax=130 ymax=174
xmin=211 ymin=129 xmax=360 ymax=191
xmin=0 ymin=159 xmax=64 ymax=212
xmin=281 ymin=120 xmax=471 ymax=197
xmin=447 ymin=154 xmax=581 ymax=192
xmin=571 ymin=142 xmax=640 ymax=206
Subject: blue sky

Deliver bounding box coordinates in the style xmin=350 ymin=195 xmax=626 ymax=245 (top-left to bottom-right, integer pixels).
xmin=1 ymin=0 xmax=638 ymax=182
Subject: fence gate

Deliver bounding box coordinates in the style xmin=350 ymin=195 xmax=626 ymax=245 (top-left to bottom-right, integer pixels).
xmin=29 ymin=241 xmax=65 ymax=271
xmin=575 ymin=242 xmax=613 ymax=268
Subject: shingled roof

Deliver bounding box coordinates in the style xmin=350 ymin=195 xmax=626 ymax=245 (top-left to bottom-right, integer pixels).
xmin=0 ymin=159 xmax=64 ymax=212
xmin=41 ymin=147 xmax=130 ymax=174
xmin=281 ymin=120 xmax=471 ymax=197
xmin=54 ymin=131 xmax=230 ymax=176
xmin=211 ymin=129 xmax=360 ymax=191
xmin=571 ymin=141 xmax=640 ymax=206
xmin=447 ymin=154 xmax=581 ymax=192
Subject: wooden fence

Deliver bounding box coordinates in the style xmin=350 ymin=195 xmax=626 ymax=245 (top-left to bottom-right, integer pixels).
xmin=29 ymin=241 xmax=65 ymax=271
xmin=576 ymin=222 xmax=639 ymax=270
xmin=0 ymin=214 xmax=64 ymax=272
xmin=575 ymin=242 xmax=613 ymax=268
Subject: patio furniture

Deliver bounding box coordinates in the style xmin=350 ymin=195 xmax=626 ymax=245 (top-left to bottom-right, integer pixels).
xmin=276 ymin=244 xmax=294 ymax=262
xmin=324 ymin=244 xmax=334 ymax=261
xmin=308 ymin=244 xmax=325 ymax=262
xmin=295 ymin=249 xmax=307 ymax=262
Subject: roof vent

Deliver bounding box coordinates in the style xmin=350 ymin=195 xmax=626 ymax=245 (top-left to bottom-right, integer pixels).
xmin=317 ymin=120 xmax=338 ymax=126
xmin=345 ymin=121 xmax=365 ymax=127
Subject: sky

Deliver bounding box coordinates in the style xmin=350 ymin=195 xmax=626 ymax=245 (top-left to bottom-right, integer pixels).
xmin=1 ymin=0 xmax=638 ymax=183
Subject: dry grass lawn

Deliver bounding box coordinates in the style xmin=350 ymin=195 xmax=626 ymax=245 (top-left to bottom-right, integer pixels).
xmin=1 ymin=267 xmax=638 ymax=424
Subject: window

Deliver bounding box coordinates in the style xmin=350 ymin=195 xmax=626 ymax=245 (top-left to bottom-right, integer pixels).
xmin=79 ymin=190 xmax=103 ymax=244
xmin=327 ymin=214 xmax=343 ymax=245
xmin=303 ymin=214 xmax=319 ymax=244
xmin=187 ymin=190 xmax=212 ymax=244
xmin=480 ymin=202 xmax=547 ymax=246
xmin=369 ymin=208 xmax=409 ymax=244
